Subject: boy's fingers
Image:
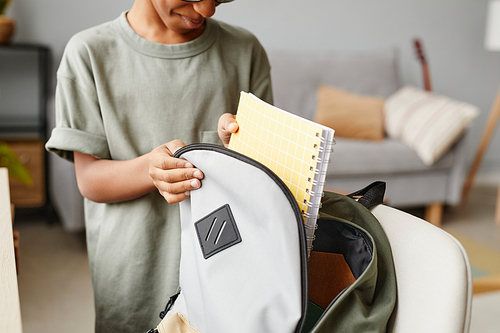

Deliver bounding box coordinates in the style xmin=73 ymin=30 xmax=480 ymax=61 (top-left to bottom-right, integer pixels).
xmin=151 ymin=156 xmax=192 ymax=170
xmin=226 ymin=120 xmax=238 ymax=133
xmin=220 ymin=113 xmax=238 ymax=133
xmin=218 ymin=113 xmax=238 ymax=147
xmin=155 ymin=177 xmax=201 ymax=203
xmin=229 ymin=116 xmax=238 ymax=130
xmin=160 ymin=190 xmax=191 ymax=204
xmin=149 ymin=140 xmax=204 ymax=204
xmin=150 ymin=149 xmax=194 ymax=170
xmin=165 ymin=140 xmax=186 ymax=155
xmin=157 ymin=168 xmax=203 ymax=184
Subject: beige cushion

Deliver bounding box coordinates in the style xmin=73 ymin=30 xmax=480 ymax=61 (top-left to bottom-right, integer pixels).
xmin=314 ymin=85 xmax=385 ymax=141
xmin=385 ymin=86 xmax=479 ymax=166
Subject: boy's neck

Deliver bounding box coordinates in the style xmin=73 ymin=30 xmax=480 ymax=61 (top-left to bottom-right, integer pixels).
xmin=127 ymin=0 xmax=206 ymax=45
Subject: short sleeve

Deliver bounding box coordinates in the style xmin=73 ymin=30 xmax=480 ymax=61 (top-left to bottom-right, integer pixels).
xmin=45 ymin=38 xmax=110 ymax=162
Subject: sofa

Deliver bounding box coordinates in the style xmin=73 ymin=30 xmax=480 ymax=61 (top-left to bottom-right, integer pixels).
xmin=47 ymin=48 xmax=469 ymax=231
xmin=267 ymin=48 xmax=470 ymax=226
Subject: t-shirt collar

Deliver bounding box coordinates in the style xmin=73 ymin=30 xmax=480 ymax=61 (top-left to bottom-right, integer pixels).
xmin=114 ymin=11 xmax=217 ymax=59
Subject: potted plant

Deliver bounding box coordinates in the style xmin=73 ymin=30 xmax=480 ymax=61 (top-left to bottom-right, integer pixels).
xmin=0 ymin=0 xmax=14 ymax=44
xmin=0 ymin=142 xmax=33 ymax=187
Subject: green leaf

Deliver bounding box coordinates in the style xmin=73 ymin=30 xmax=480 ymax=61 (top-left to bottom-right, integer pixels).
xmin=0 ymin=142 xmax=33 ymax=187
xmin=0 ymin=0 xmax=7 ymax=15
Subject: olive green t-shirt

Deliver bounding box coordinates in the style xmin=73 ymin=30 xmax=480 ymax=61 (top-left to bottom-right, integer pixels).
xmin=46 ymin=12 xmax=272 ymax=333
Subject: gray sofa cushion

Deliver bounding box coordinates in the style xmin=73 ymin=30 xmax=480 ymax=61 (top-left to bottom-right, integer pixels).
xmin=330 ymin=138 xmax=455 ymax=176
xmin=268 ymin=48 xmax=401 ymax=121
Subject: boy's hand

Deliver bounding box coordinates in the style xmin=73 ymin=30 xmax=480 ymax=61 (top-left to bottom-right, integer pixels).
xmin=218 ymin=113 xmax=239 ymax=147
xmin=149 ymin=140 xmax=204 ymax=204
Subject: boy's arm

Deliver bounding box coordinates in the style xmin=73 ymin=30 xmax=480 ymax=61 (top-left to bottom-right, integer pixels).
xmin=74 ymin=151 xmax=155 ymax=203
xmin=74 ymin=140 xmax=203 ymax=204
xmin=74 ymin=115 xmax=237 ymax=205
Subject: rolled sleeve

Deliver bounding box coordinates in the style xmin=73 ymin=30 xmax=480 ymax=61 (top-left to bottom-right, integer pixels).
xmin=46 ymin=44 xmax=110 ymax=162
xmin=46 ymin=127 xmax=110 ymax=162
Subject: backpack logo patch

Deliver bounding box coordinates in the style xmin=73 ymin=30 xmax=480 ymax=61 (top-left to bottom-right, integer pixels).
xmin=194 ymin=204 xmax=242 ymax=259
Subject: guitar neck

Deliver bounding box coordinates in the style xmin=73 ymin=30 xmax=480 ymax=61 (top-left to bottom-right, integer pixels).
xmin=413 ymin=38 xmax=432 ymax=92
xmin=422 ymin=62 xmax=432 ymax=92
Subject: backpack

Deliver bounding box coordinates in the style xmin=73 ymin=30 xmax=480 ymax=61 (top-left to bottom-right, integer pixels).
xmin=148 ymin=144 xmax=396 ymax=333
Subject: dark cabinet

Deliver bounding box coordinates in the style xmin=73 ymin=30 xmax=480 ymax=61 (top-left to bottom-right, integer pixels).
xmin=0 ymin=44 xmax=50 ymax=208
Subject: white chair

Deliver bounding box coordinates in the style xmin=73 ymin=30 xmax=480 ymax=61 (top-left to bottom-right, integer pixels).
xmin=371 ymin=204 xmax=473 ymax=333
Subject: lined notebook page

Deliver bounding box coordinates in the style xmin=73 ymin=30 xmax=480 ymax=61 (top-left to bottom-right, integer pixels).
xmin=228 ymin=92 xmax=334 ymax=252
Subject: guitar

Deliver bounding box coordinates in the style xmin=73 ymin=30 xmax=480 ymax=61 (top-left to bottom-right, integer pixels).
xmin=413 ymin=38 xmax=432 ymax=92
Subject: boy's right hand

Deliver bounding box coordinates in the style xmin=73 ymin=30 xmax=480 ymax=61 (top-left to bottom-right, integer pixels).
xmin=149 ymin=140 xmax=204 ymax=204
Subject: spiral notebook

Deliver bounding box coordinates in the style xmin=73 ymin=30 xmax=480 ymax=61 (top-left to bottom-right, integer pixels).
xmin=228 ymin=92 xmax=335 ymax=253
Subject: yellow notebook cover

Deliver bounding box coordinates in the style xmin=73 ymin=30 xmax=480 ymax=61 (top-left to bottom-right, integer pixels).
xmin=228 ymin=92 xmax=335 ymax=252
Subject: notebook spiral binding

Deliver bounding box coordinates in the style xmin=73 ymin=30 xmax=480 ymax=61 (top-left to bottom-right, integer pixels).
xmin=315 ymin=142 xmax=335 ymax=153
xmin=305 ymin=189 xmax=323 ymax=197
xmin=320 ymin=136 xmax=336 ymax=145
xmin=304 ymin=224 xmax=319 ymax=253
xmin=313 ymin=169 xmax=328 ymax=176
xmin=308 ymin=178 xmax=320 ymax=186
xmin=302 ymin=211 xmax=319 ymax=219
xmin=303 ymin=223 xmax=317 ymax=230
xmin=304 ymin=132 xmax=335 ymax=256
xmin=303 ymin=200 xmax=323 ymax=209
xmin=305 ymin=235 xmax=316 ymax=243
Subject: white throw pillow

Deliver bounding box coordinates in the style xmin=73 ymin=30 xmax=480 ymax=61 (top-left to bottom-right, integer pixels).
xmin=385 ymin=86 xmax=479 ymax=165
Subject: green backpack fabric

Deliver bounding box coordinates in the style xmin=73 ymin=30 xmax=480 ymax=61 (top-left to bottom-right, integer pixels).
xmin=303 ymin=184 xmax=397 ymax=332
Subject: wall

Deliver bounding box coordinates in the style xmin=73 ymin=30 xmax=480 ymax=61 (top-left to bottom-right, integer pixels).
xmin=5 ymin=0 xmax=500 ymax=173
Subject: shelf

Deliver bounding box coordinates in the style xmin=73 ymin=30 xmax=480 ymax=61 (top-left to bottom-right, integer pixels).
xmin=0 ymin=43 xmax=51 ymax=209
xmin=0 ymin=43 xmax=49 ymax=52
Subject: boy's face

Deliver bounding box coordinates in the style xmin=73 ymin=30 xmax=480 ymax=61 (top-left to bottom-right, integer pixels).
xmin=151 ymin=0 xmax=219 ymax=42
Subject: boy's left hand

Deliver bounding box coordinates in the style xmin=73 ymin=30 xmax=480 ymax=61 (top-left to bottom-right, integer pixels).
xmin=218 ymin=113 xmax=239 ymax=147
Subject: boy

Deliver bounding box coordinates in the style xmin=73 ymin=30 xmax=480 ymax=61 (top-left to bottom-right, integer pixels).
xmin=46 ymin=0 xmax=272 ymax=331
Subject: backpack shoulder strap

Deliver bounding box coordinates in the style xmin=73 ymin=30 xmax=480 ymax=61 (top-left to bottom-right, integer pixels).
xmin=346 ymin=181 xmax=386 ymax=210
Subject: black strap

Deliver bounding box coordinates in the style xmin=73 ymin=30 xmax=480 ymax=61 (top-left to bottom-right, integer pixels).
xmin=347 ymin=181 xmax=386 ymax=210
xmin=159 ymin=290 xmax=180 ymax=319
